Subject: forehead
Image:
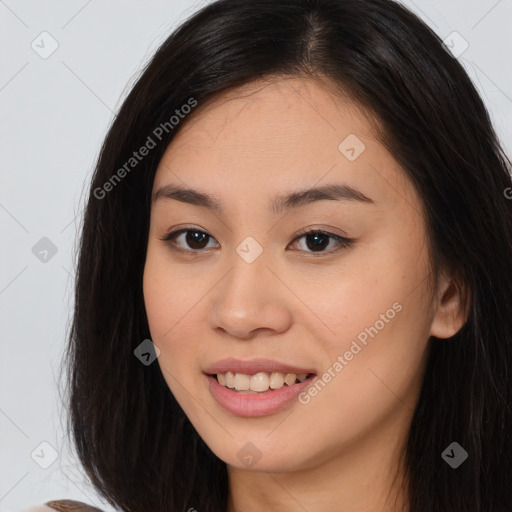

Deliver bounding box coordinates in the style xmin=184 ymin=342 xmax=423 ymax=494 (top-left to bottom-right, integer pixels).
xmin=168 ymin=75 xmax=379 ymax=151
xmin=152 ymin=76 xmax=409 ymax=210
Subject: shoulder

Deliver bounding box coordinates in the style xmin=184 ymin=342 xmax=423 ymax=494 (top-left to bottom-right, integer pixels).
xmin=19 ymin=500 xmax=104 ymax=512
xmin=18 ymin=507 xmax=54 ymax=512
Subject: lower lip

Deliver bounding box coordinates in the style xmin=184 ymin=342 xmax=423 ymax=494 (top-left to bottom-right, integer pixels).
xmin=205 ymin=374 xmax=316 ymax=417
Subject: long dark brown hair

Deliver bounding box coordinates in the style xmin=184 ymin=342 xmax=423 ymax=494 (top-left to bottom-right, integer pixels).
xmin=61 ymin=0 xmax=512 ymax=510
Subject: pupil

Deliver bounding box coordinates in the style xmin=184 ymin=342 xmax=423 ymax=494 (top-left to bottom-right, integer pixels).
xmin=186 ymin=231 xmax=208 ymax=249
xmin=307 ymin=232 xmax=328 ymax=251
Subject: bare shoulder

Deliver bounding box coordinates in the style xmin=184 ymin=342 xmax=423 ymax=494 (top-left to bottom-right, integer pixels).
xmin=19 ymin=501 xmax=104 ymax=512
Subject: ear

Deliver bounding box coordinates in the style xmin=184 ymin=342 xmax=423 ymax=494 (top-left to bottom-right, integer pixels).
xmin=429 ymin=270 xmax=469 ymax=339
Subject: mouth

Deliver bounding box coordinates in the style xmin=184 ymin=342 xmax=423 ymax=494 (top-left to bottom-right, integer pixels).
xmin=203 ymin=359 xmax=319 ymax=416
xmin=206 ymin=371 xmax=317 ymax=394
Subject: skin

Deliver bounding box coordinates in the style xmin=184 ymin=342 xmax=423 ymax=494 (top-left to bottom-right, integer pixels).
xmin=143 ymin=76 xmax=467 ymax=512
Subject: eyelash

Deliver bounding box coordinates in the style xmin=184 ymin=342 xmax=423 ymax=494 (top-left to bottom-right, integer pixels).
xmin=158 ymin=226 xmax=354 ymax=257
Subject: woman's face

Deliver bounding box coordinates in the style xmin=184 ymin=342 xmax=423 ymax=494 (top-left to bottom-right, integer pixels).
xmin=143 ymin=76 xmax=453 ymax=475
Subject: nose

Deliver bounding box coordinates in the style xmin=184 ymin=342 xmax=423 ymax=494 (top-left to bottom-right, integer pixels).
xmin=208 ymin=246 xmax=292 ymax=340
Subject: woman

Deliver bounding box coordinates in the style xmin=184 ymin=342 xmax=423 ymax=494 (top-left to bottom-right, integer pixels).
xmin=23 ymin=0 xmax=512 ymax=510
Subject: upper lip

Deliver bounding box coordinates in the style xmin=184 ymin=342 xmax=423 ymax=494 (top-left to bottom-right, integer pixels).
xmin=203 ymin=358 xmax=317 ymax=376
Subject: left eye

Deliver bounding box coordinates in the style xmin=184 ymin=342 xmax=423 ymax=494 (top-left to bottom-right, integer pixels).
xmin=290 ymin=229 xmax=353 ymax=254
xmin=159 ymin=228 xmax=353 ymax=255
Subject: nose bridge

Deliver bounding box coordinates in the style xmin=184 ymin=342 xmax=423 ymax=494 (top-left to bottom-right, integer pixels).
xmin=223 ymin=234 xmax=268 ymax=300
xmin=235 ymin=234 xmax=265 ymax=266
xmin=209 ymin=233 xmax=291 ymax=338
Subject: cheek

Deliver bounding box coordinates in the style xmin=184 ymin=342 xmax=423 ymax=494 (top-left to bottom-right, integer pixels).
xmin=299 ymin=228 xmax=433 ymax=394
xmin=294 ymin=294 xmax=431 ymax=461
xmin=143 ymin=243 xmax=198 ymax=340
xmin=143 ymin=258 xmax=203 ymax=413
xmin=308 ymin=284 xmax=432 ymax=432
xmin=292 ymin=250 xmax=418 ymax=352
xmin=142 ymin=248 xmax=200 ymax=381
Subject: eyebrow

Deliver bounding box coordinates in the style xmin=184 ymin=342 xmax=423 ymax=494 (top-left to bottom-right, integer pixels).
xmin=152 ymin=182 xmax=374 ymax=214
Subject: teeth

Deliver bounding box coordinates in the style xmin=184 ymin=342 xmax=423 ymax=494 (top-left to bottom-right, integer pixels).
xmin=233 ymin=373 xmax=250 ymax=391
xmin=224 ymin=371 xmax=235 ymax=388
xmin=214 ymin=371 xmax=312 ymax=393
xmin=251 ymin=372 xmax=270 ymax=392
xmin=284 ymin=373 xmax=296 ymax=386
xmin=269 ymin=372 xmax=285 ymax=389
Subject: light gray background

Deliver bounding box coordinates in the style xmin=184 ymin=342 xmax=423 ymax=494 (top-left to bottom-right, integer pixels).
xmin=1 ymin=1 xmax=511 ymax=510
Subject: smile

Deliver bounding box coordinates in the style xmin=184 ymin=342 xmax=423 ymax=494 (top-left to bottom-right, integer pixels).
xmin=212 ymin=371 xmax=314 ymax=393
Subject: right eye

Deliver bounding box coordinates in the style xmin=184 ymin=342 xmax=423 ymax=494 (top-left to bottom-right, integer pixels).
xmin=159 ymin=228 xmax=220 ymax=253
